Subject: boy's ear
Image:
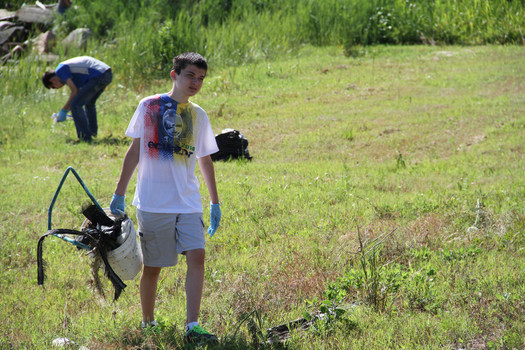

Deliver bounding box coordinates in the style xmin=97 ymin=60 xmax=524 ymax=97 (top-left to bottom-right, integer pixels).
xmin=170 ymin=70 xmax=176 ymax=80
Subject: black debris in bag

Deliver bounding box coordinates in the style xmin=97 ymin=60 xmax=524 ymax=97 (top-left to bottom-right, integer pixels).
xmin=78 ymin=203 xmax=122 ymax=250
xmin=211 ymin=129 xmax=253 ymax=161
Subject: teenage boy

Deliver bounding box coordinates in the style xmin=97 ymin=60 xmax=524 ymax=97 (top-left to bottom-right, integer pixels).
xmin=110 ymin=52 xmax=221 ymax=345
xmin=42 ymin=56 xmax=112 ymax=142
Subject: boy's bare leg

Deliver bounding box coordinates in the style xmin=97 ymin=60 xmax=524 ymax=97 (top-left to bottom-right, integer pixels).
xmin=185 ymin=249 xmax=205 ymax=324
xmin=140 ymin=265 xmax=162 ymax=323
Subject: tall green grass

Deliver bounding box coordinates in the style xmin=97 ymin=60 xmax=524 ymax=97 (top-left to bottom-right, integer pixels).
xmin=3 ymin=0 xmax=522 ymax=94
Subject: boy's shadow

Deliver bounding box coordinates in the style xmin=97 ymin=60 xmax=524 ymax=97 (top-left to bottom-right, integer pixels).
xmin=66 ymin=134 xmax=129 ymax=146
xmin=92 ymin=135 xmax=129 ymax=146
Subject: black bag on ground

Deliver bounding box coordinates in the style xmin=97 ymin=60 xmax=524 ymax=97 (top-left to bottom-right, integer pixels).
xmin=211 ymin=129 xmax=252 ymax=161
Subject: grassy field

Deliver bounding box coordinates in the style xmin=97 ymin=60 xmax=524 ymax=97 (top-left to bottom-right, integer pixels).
xmin=1 ymin=44 xmax=524 ymax=349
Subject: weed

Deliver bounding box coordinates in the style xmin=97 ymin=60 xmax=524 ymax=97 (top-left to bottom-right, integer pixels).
xmin=316 ymin=226 xmax=401 ymax=315
xmin=441 ymin=246 xmax=482 ymax=262
xmin=343 ymin=129 xmax=355 ymax=141
xmin=395 ymin=152 xmax=406 ymax=169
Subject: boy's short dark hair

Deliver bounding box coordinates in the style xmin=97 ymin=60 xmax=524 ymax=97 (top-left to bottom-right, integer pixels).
xmin=42 ymin=71 xmax=56 ymax=89
xmin=173 ymin=52 xmax=207 ymax=74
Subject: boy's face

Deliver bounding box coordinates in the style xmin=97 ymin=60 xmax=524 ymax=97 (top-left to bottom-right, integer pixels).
xmin=49 ymin=76 xmax=64 ymax=89
xmin=172 ymin=64 xmax=207 ymax=98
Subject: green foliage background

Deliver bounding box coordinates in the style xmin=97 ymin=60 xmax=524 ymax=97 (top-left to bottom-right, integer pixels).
xmin=4 ymin=0 xmax=525 ymax=83
xmin=63 ymin=0 xmax=525 ymax=69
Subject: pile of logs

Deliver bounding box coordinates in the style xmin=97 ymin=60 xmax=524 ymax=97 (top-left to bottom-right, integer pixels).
xmin=1 ymin=1 xmax=91 ymax=64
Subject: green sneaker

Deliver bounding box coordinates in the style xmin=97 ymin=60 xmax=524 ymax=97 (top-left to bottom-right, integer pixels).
xmin=184 ymin=325 xmax=218 ymax=345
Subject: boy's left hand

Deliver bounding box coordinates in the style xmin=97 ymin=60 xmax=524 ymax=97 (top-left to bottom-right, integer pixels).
xmin=207 ymin=202 xmax=221 ymax=237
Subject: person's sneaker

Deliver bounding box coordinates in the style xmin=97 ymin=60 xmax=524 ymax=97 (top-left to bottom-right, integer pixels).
xmin=184 ymin=325 xmax=218 ymax=345
xmin=141 ymin=320 xmax=160 ymax=335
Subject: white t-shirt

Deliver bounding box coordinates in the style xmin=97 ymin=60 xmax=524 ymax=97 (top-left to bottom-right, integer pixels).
xmin=126 ymin=94 xmax=218 ymax=213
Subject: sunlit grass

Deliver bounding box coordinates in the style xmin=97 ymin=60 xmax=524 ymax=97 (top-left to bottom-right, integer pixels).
xmin=1 ymin=42 xmax=524 ymax=349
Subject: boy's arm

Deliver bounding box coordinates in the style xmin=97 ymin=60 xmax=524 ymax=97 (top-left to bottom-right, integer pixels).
xmin=114 ymin=138 xmax=140 ymax=196
xmin=198 ymin=155 xmax=219 ymax=204
xmin=62 ymin=78 xmax=78 ymax=111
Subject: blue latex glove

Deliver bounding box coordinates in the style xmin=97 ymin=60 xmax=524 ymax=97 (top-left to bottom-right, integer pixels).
xmin=56 ymin=109 xmax=69 ymax=122
xmin=207 ymin=202 xmax=221 ymax=237
xmin=110 ymin=193 xmax=125 ymax=215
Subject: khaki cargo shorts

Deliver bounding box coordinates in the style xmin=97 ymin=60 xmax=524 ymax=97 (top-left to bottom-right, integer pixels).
xmin=136 ymin=209 xmax=205 ymax=267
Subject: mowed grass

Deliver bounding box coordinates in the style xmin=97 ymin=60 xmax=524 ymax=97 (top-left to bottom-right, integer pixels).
xmin=0 ymin=45 xmax=524 ymax=349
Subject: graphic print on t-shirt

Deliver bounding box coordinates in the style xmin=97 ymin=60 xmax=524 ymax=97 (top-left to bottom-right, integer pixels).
xmin=144 ymin=95 xmax=195 ymax=162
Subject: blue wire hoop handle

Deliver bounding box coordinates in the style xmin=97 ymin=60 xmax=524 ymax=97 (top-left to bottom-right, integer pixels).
xmin=47 ymin=166 xmax=104 ymax=250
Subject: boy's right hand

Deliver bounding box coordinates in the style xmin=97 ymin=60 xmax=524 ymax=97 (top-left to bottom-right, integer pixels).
xmin=110 ymin=193 xmax=125 ymax=215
